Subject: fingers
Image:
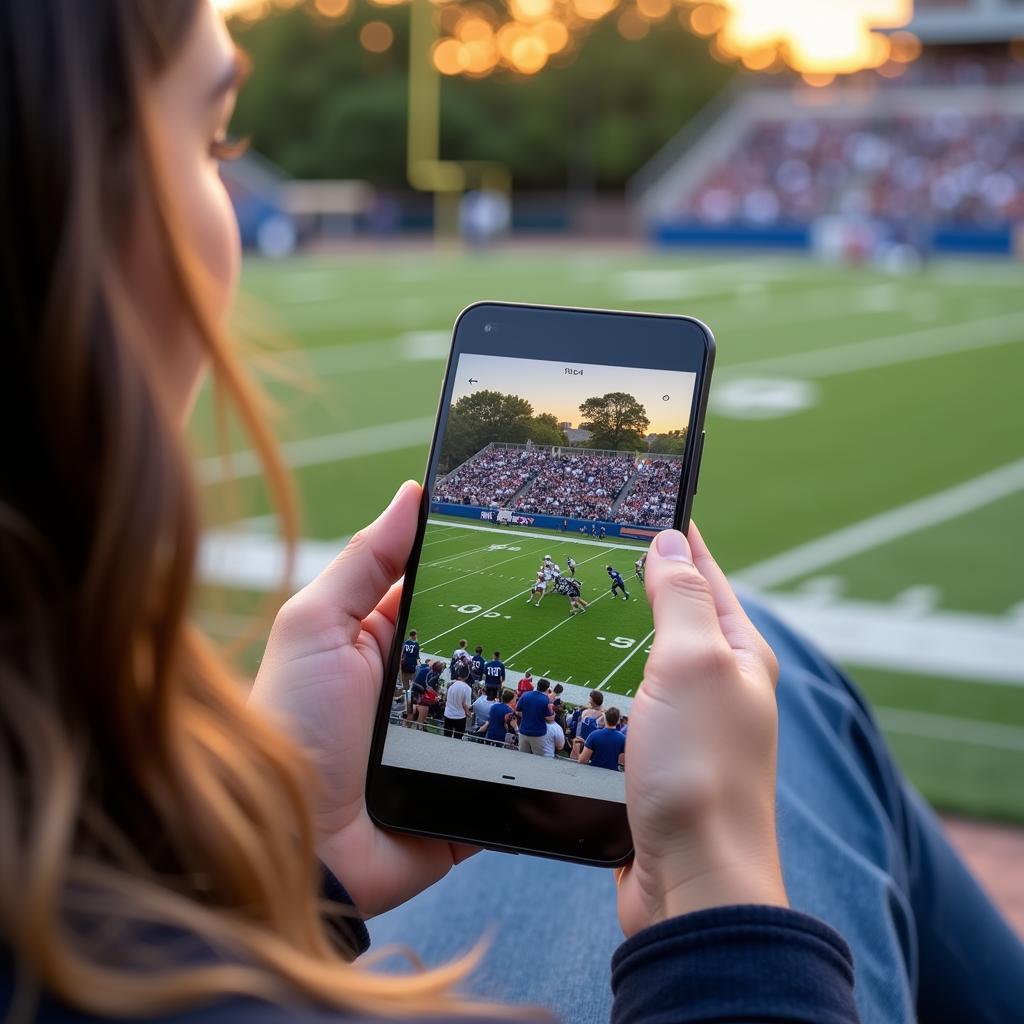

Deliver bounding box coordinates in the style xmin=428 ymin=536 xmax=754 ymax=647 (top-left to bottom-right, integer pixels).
xmin=304 ymin=482 xmax=421 ymax=641
xmin=360 ymin=579 xmax=405 ymax=660
xmin=644 ymin=529 xmax=724 ymax=645
xmin=688 ymin=523 xmax=779 ymax=686
xmin=644 ymin=527 xmax=776 ymax=687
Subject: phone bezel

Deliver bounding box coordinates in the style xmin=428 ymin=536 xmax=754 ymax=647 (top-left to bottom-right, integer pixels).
xmin=366 ymin=301 xmax=715 ymax=867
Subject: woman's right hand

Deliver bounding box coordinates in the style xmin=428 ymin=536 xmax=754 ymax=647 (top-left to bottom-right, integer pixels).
xmin=617 ymin=523 xmax=788 ymax=938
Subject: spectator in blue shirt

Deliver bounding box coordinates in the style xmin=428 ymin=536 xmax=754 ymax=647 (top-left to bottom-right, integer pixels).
xmin=480 ymin=689 xmax=517 ymax=744
xmin=517 ymin=678 xmax=555 ymax=755
xmin=580 ymin=706 xmax=626 ymax=770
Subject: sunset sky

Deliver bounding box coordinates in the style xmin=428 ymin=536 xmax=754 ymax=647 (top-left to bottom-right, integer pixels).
xmin=451 ymin=353 xmax=695 ymax=435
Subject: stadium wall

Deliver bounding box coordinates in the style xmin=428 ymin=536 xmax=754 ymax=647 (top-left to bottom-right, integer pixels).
xmin=430 ymin=501 xmax=660 ymax=542
xmin=651 ymin=221 xmax=1016 ymax=256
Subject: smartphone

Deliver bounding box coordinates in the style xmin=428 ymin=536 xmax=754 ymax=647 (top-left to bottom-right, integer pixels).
xmin=366 ymin=302 xmax=714 ymax=866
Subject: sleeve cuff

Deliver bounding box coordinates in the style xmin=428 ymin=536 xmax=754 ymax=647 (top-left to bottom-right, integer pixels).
xmin=612 ymin=904 xmax=859 ymax=1024
xmin=318 ymin=863 xmax=371 ymax=958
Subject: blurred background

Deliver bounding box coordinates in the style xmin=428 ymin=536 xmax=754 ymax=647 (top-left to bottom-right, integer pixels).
xmin=199 ymin=0 xmax=1023 ymax=925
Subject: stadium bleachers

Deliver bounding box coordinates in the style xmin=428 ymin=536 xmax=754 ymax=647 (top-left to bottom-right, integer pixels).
xmin=636 ymin=49 xmax=1024 ymax=245
xmin=434 ymin=444 xmax=683 ymax=529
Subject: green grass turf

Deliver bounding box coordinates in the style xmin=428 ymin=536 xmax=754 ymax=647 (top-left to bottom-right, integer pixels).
xmin=190 ymin=250 xmax=1024 ymax=822
xmin=408 ymin=520 xmax=651 ymax=693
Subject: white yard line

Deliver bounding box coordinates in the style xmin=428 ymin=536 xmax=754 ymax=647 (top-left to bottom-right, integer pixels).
xmin=597 ymin=628 xmax=656 ymax=690
xmin=505 ymin=582 xmax=617 ymax=664
xmin=875 ymin=708 xmax=1024 ymax=753
xmin=424 ymin=546 xmax=611 ymax=650
xmin=415 ymin=541 xmax=550 ymax=595
xmin=421 ymin=531 xmax=462 ymax=548
xmin=421 ymin=589 xmax=535 ymax=647
xmin=426 ymin=518 xmax=649 ymax=551
xmin=199 ymin=530 xmax=348 ymax=591
xmin=421 ymin=539 xmax=526 ymax=570
xmin=719 ymin=309 xmax=1024 ymax=381
xmin=752 ymin=590 xmax=1024 ymax=686
xmin=199 ymin=417 xmax=434 ymax=484
xmin=735 ymin=457 xmax=1024 ymax=590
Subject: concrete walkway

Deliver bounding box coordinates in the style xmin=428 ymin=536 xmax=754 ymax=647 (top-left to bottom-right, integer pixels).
xmin=382 ymin=723 xmax=625 ymax=802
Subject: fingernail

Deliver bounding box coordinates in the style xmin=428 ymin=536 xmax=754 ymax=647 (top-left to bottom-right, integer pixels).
xmin=656 ymin=529 xmax=692 ymax=563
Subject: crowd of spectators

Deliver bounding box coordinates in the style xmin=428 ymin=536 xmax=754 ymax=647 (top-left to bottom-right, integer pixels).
xmin=434 ymin=444 xmax=683 ymax=529
xmin=393 ymin=643 xmax=627 ymax=772
xmin=433 ymin=447 xmax=544 ymax=507
xmin=686 ymin=110 xmax=1024 ymax=228
xmin=616 ymin=458 xmax=683 ymax=530
xmin=514 ymin=452 xmax=634 ymax=521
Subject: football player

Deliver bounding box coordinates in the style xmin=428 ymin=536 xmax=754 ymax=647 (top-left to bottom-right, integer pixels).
xmin=606 ymin=565 xmax=630 ymax=600
xmin=526 ymin=570 xmax=546 ymax=607
xmin=634 ymin=553 xmax=646 ymax=584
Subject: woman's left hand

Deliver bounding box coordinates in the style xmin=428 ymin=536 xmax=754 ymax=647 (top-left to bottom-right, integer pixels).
xmin=250 ymin=481 xmax=477 ymax=918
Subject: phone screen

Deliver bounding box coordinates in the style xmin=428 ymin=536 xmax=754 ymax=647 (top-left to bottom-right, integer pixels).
xmin=382 ymin=348 xmax=697 ymax=805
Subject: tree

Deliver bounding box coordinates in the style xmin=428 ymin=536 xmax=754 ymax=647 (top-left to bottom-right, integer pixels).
xmin=578 ymin=393 xmax=649 ymax=451
xmin=440 ymin=390 xmax=534 ymax=471
xmin=529 ymin=412 xmax=568 ymax=447
xmin=649 ymin=428 xmax=688 ymax=455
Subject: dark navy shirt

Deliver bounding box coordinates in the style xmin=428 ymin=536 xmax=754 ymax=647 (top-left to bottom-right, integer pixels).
xmin=483 ymin=660 xmax=505 ymax=687
xmin=400 ymin=639 xmax=420 ymax=671
xmin=607 ymin=568 xmax=625 ymax=587
xmin=0 ymin=873 xmax=860 ymax=1024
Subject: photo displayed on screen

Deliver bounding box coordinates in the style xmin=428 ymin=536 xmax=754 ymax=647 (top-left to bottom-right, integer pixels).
xmin=383 ymin=352 xmax=697 ymax=803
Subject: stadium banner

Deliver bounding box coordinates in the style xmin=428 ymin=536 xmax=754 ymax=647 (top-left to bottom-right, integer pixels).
xmin=430 ymin=501 xmax=638 ymax=539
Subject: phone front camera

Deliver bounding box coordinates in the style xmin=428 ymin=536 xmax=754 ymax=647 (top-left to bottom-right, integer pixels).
xmin=484 ymin=323 xmax=496 ymax=334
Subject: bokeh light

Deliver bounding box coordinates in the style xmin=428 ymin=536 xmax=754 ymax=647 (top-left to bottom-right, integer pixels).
xmin=217 ymin=0 xmax=920 ymax=80
xmin=360 ymin=19 xmax=395 ymax=49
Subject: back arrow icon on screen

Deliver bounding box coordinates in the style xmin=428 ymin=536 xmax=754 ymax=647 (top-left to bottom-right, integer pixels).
xmin=469 ymin=378 xmax=478 ymax=384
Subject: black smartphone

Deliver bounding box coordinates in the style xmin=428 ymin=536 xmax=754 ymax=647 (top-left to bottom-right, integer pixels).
xmin=366 ymin=301 xmax=714 ymax=866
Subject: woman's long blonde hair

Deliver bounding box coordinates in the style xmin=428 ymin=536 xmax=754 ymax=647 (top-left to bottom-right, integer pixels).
xmin=0 ymin=3 xmax=481 ymax=1019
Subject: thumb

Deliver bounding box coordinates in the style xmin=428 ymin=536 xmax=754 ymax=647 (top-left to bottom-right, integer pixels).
xmin=302 ymin=480 xmax=422 ymax=639
xmin=644 ymin=529 xmax=725 ymax=649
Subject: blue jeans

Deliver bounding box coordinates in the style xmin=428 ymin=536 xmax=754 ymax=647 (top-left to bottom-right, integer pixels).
xmin=366 ymin=598 xmax=1024 ymax=1023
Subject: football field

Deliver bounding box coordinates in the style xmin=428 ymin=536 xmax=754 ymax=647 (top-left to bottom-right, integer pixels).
xmin=409 ymin=516 xmax=653 ymax=695
xmin=193 ymin=248 xmax=1024 ymax=823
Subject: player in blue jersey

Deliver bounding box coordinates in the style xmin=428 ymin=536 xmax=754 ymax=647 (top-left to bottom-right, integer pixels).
xmin=606 ymin=565 xmax=630 ymax=600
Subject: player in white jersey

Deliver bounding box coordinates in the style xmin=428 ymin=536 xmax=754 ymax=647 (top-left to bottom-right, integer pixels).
xmin=526 ymin=570 xmax=547 ymax=606
xmin=635 ymin=554 xmax=646 ymax=583
xmin=566 ymin=556 xmax=576 ymax=576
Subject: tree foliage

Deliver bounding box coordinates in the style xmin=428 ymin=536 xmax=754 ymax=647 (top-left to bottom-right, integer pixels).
xmin=529 ymin=412 xmax=569 ymax=447
xmin=441 ymin=390 xmax=535 ymax=470
xmin=228 ymin=5 xmax=733 ymax=189
xmin=578 ymin=392 xmax=649 ymax=451
xmin=649 ymin=427 xmax=688 ymax=455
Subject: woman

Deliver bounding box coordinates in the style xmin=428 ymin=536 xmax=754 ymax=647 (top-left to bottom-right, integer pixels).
xmin=2 ymin=3 xmax=1022 ymax=1023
